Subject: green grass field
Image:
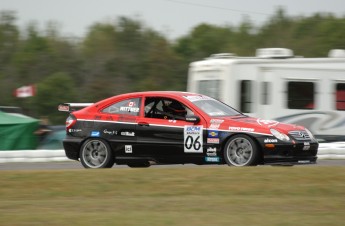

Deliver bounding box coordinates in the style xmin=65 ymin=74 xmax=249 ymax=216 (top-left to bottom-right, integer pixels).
xmin=1 ymin=166 xmax=345 ymax=226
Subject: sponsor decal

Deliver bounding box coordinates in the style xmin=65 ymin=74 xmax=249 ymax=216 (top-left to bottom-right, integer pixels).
xmin=206 ymin=147 xmax=217 ymax=156
xmin=184 ymin=125 xmax=203 ymax=153
xmin=185 ymin=117 xmax=197 ymax=122
xmin=209 ymin=124 xmax=221 ymax=129
xmin=94 ymin=115 xmax=102 ymax=120
xmin=257 ymin=119 xmax=279 ymax=127
xmin=207 ymin=138 xmax=219 ymax=144
xmin=125 ymin=145 xmax=132 ymax=153
xmin=264 ymin=138 xmax=278 ymax=143
xmin=183 ymin=95 xmax=212 ymax=102
xmin=69 ymin=128 xmax=82 ymax=133
xmin=205 ymin=157 xmax=220 ymax=162
xmin=210 ymin=119 xmax=224 ymax=124
xmin=91 ymin=131 xmax=100 ymax=137
xmin=229 ymin=127 xmax=254 ymax=132
xmin=209 ymin=112 xmax=226 ymax=116
xmin=103 ymin=129 xmax=117 ymax=135
xmin=209 ymin=119 xmax=224 ymax=129
xmin=208 ymin=130 xmax=219 ymax=138
xmin=185 ymin=126 xmax=201 ymax=134
xmin=169 ymin=119 xmax=177 ymax=123
xmin=121 ymin=131 xmax=135 ymax=136
xmin=303 ymin=142 xmax=310 ymax=151
xmin=120 ymin=106 xmax=139 ymax=113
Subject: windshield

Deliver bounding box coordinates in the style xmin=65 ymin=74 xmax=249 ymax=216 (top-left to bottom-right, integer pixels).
xmin=190 ymin=98 xmax=241 ymax=117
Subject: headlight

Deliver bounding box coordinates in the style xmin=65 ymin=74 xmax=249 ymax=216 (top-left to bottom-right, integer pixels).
xmin=270 ymin=129 xmax=290 ymax=141
xmin=305 ymin=128 xmax=315 ymax=140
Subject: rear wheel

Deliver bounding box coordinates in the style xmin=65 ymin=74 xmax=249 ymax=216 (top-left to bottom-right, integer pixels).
xmin=80 ymin=139 xmax=115 ymax=168
xmin=223 ymin=134 xmax=259 ymax=166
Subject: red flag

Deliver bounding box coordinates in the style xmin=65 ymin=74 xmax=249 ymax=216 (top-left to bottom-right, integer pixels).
xmin=14 ymin=85 xmax=36 ymax=98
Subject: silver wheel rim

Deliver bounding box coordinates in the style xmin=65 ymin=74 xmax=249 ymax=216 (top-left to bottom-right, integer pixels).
xmin=82 ymin=140 xmax=108 ymax=168
xmin=226 ymin=137 xmax=253 ymax=166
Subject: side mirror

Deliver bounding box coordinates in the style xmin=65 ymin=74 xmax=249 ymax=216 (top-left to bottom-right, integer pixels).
xmin=185 ymin=115 xmax=200 ymax=124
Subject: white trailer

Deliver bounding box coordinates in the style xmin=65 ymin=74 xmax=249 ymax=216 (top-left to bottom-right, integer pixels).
xmin=187 ymin=48 xmax=345 ymax=141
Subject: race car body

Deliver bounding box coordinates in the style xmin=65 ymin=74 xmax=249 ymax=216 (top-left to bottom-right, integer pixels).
xmin=58 ymin=91 xmax=318 ymax=168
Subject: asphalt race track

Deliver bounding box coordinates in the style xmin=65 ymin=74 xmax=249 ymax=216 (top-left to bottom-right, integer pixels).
xmin=0 ymin=159 xmax=344 ymax=171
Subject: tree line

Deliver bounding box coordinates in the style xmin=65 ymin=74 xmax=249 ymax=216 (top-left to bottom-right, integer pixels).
xmin=1 ymin=9 xmax=344 ymax=124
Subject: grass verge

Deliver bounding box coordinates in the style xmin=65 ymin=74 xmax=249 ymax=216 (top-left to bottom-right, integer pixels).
xmin=1 ymin=166 xmax=345 ymax=226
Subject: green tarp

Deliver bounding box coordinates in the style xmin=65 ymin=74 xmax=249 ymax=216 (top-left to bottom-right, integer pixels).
xmin=0 ymin=111 xmax=39 ymax=150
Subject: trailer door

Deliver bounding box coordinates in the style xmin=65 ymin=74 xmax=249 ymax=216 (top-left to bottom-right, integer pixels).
xmin=258 ymin=68 xmax=275 ymax=119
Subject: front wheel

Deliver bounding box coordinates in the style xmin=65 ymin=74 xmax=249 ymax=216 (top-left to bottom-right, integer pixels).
xmin=223 ymin=134 xmax=259 ymax=166
xmin=80 ymin=139 xmax=115 ymax=168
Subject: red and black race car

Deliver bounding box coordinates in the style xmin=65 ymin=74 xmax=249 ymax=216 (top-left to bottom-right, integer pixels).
xmin=58 ymin=91 xmax=318 ymax=168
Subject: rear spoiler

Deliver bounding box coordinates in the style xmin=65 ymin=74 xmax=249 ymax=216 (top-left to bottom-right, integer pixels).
xmin=58 ymin=103 xmax=93 ymax=112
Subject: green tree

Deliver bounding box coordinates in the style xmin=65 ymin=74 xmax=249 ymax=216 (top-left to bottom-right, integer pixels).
xmin=0 ymin=11 xmax=18 ymax=66
xmin=12 ymin=22 xmax=81 ymax=84
xmin=256 ymin=7 xmax=295 ymax=49
xmin=290 ymin=14 xmax=345 ymax=56
xmin=228 ymin=17 xmax=257 ymax=56
xmin=80 ymin=23 xmax=119 ymax=102
xmin=80 ymin=16 xmax=185 ymax=101
xmin=174 ymin=23 xmax=235 ymax=61
xmin=0 ymin=10 xmax=19 ymax=106
xmin=32 ymin=72 xmax=76 ymax=124
xmin=7 ymin=22 xmax=82 ymax=113
xmin=137 ymin=34 xmax=185 ymax=91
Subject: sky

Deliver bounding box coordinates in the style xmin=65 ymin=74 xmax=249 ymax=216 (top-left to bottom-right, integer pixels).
xmin=1 ymin=0 xmax=345 ymax=40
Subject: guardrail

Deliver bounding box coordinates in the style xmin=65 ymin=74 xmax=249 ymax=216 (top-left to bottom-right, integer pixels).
xmin=0 ymin=143 xmax=345 ymax=163
xmin=317 ymin=142 xmax=345 ymax=160
xmin=0 ymin=150 xmax=69 ymax=163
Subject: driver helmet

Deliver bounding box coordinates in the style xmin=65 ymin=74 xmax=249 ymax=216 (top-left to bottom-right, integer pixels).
xmin=166 ymin=101 xmax=187 ymax=117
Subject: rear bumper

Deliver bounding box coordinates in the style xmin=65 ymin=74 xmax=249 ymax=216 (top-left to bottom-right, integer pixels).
xmin=63 ymin=137 xmax=83 ymax=161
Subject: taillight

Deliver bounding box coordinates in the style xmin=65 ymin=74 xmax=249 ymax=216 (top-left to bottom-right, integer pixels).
xmin=66 ymin=114 xmax=77 ymax=131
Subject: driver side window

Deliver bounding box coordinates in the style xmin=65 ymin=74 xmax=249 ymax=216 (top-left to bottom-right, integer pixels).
xmin=144 ymin=97 xmax=193 ymax=120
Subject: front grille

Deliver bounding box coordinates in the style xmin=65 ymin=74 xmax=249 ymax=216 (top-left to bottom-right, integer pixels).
xmin=289 ymin=130 xmax=311 ymax=141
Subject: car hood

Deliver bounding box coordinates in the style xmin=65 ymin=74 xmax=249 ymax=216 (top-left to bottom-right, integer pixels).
xmin=210 ymin=116 xmax=305 ymax=135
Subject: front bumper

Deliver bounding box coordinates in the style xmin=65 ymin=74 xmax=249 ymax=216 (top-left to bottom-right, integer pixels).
xmin=262 ymin=141 xmax=318 ymax=165
xmin=264 ymin=156 xmax=318 ymax=165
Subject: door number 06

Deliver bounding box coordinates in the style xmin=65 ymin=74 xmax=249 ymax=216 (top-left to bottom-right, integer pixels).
xmin=185 ymin=135 xmax=201 ymax=151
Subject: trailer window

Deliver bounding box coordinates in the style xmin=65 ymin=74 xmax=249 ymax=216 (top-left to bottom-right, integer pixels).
xmin=287 ymin=82 xmax=314 ymax=109
xmin=336 ymin=83 xmax=345 ymax=110
xmin=262 ymin=82 xmax=271 ymax=105
xmin=197 ymin=80 xmax=220 ymax=100
xmin=240 ymin=80 xmax=252 ymax=113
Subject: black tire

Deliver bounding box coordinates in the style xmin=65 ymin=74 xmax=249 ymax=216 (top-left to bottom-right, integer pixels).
xmin=223 ymin=134 xmax=259 ymax=166
xmin=80 ymin=139 xmax=115 ymax=168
